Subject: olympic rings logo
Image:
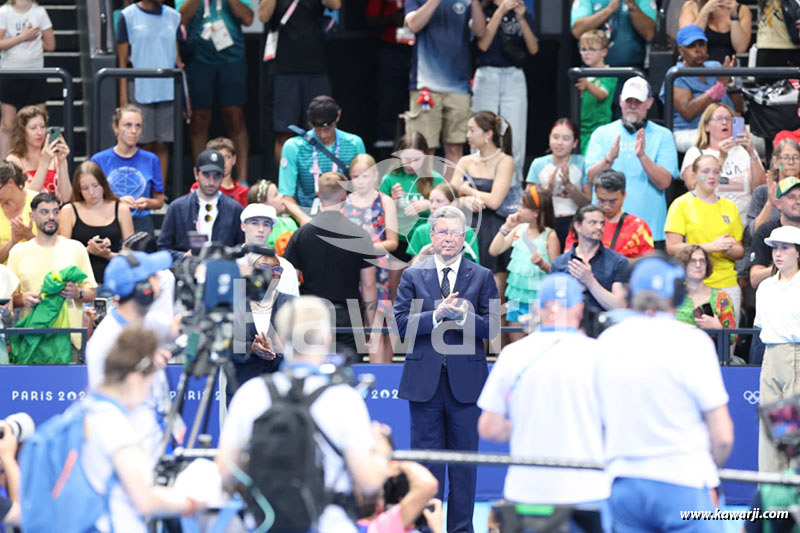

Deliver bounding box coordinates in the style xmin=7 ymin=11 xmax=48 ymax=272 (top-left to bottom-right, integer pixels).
xmin=743 ymin=390 xmax=761 ymax=405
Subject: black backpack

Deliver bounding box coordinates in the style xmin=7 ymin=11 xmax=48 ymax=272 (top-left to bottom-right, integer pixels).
xmin=244 ymin=374 xmax=342 ymax=532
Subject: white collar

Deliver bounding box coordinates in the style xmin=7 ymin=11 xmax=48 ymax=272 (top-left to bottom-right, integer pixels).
xmin=434 ymin=254 xmax=462 ymax=276
xmin=198 ymin=193 xmax=219 ymax=206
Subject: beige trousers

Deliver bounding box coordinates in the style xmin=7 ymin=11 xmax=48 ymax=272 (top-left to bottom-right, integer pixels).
xmin=758 ymin=343 xmax=800 ymax=472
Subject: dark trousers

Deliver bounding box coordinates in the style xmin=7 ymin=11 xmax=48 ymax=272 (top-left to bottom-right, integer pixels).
xmin=333 ymin=302 xmax=359 ymax=364
xmin=375 ymin=44 xmax=411 ymax=150
xmin=409 ymin=369 xmax=479 ymax=533
xmin=226 ymin=355 xmax=282 ymax=405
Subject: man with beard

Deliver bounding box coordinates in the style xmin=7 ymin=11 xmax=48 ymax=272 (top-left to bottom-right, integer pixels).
xmin=8 ymin=192 xmax=97 ymax=349
xmin=158 ymin=149 xmax=244 ymax=254
xmin=550 ymin=204 xmax=629 ymax=314
xmin=751 ymin=177 xmax=800 ymax=289
xmin=585 ymin=76 xmax=679 ymax=248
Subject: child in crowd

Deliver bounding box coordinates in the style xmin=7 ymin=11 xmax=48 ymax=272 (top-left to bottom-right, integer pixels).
xmin=407 ymin=183 xmax=480 ymax=263
xmin=488 ymin=184 xmax=560 ymax=342
xmin=190 ymin=137 xmax=248 ymax=207
xmin=575 ymin=30 xmax=616 ymax=154
xmin=526 ymin=119 xmax=589 ymax=248
xmin=247 ymin=179 xmax=298 ymax=255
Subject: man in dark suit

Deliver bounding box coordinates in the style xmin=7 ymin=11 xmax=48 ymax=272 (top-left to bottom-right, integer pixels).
xmin=157 ymin=149 xmax=245 ymax=255
xmin=395 ymin=205 xmax=500 ymax=533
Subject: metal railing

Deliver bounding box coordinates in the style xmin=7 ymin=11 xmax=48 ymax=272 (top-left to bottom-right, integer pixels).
xmin=567 ymin=67 xmax=645 ymax=135
xmin=4 ymin=327 xmax=88 ymax=362
xmin=0 ymin=69 xmax=73 ymax=166
xmin=91 ymin=68 xmax=185 ymax=200
xmin=663 ymin=66 xmax=800 ymax=131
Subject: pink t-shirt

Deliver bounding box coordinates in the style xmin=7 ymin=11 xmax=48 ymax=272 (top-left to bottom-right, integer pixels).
xmin=357 ymin=505 xmax=407 ymax=533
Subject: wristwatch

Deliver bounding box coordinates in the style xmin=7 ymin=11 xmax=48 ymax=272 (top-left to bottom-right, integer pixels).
xmin=79 ymin=289 xmax=84 ymax=300
xmin=730 ymin=12 xmax=739 ymax=20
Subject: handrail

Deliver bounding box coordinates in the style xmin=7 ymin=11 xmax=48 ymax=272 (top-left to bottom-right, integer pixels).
xmin=663 ymin=66 xmax=800 ymax=131
xmin=567 ymin=67 xmax=646 ymax=136
xmin=4 ymin=327 xmax=88 ymax=363
xmin=0 ymin=69 xmax=73 ymax=166
xmin=92 ymin=68 xmax=185 ymax=200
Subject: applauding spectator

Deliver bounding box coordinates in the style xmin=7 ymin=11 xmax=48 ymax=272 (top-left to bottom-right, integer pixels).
xmin=678 ymin=0 xmax=751 ymax=62
xmin=59 ymin=162 xmax=134 ymax=285
xmin=526 ymin=118 xmax=590 ymax=248
xmin=576 ymin=30 xmax=616 ymax=154
xmin=666 ymin=154 xmax=744 ymax=321
xmin=91 ymin=105 xmax=164 ymax=235
xmin=570 ymin=0 xmax=655 ymax=69
xmin=6 ymin=106 xmax=71 ymax=202
xmin=0 ymin=0 xmax=54 ymax=159
xmin=676 ymin=244 xmax=737 ymax=337
xmin=471 ymin=0 xmax=537 ymax=183
xmin=682 ymin=103 xmax=765 ymax=223
xmin=586 ymin=76 xmax=678 ymax=247
xmin=749 ymin=139 xmax=800 ymax=233
xmin=0 ymin=161 xmax=36 ymax=264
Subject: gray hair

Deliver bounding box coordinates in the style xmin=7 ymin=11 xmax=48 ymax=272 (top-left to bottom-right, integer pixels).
xmin=273 ymin=296 xmax=333 ymax=360
xmin=428 ymin=205 xmax=466 ymax=231
xmin=594 ymin=170 xmax=626 ymax=193
xmin=631 ymin=292 xmax=672 ymax=313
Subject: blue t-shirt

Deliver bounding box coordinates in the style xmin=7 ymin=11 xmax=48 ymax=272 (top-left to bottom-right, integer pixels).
xmin=584 ymin=120 xmax=678 ymax=241
xmin=90 ymin=147 xmax=164 ymax=218
xmin=474 ymin=5 xmax=535 ymax=68
xmin=175 ymin=0 xmax=251 ymax=64
xmin=570 ymin=0 xmax=656 ymax=67
xmin=278 ymin=129 xmax=366 ymax=208
xmin=117 ymin=4 xmax=182 ymax=103
xmin=658 ymin=60 xmax=736 ymax=131
xmin=406 ymin=0 xmax=472 ymax=93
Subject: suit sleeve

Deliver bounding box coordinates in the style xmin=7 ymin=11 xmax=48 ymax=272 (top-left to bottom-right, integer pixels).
xmin=462 ymin=268 xmax=500 ymax=340
xmin=157 ymin=205 xmax=177 ymax=251
xmin=394 ymin=269 xmax=436 ymax=338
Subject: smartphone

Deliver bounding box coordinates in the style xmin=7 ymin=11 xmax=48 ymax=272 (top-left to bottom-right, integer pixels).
xmin=94 ymin=298 xmax=107 ymax=318
xmin=732 ymin=117 xmax=745 ymax=139
xmin=47 ymin=126 xmax=63 ymax=145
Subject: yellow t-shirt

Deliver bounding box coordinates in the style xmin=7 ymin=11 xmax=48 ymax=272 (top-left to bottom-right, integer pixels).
xmin=8 ymin=236 xmax=97 ymax=348
xmin=665 ymin=192 xmax=744 ymax=288
xmin=0 ymin=189 xmax=38 ymax=263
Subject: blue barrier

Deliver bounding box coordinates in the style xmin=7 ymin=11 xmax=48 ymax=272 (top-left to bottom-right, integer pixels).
xmin=0 ymin=364 xmax=761 ymax=504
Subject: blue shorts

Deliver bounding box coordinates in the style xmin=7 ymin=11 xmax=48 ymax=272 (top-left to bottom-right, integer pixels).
xmin=506 ymin=300 xmax=530 ymax=323
xmin=610 ymin=478 xmax=724 ymax=533
xmin=185 ymin=59 xmax=247 ymax=109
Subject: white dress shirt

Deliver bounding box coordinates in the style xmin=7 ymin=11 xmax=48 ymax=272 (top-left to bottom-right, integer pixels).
xmin=432 ymin=254 xmax=464 ymax=328
xmin=197 ymin=193 xmax=219 ymax=237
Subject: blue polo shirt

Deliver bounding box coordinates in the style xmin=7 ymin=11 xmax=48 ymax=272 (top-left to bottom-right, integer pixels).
xmin=584 ymin=120 xmax=679 ymax=241
xmin=658 ymin=60 xmax=736 ymax=131
xmin=550 ymin=244 xmax=630 ymax=311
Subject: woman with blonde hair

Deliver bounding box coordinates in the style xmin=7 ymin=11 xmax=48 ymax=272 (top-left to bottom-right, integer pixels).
xmin=680 ymin=103 xmax=764 ymax=223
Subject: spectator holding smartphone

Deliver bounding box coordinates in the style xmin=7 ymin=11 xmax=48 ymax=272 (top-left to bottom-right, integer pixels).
xmin=5 ymin=105 xmax=71 ymax=203
xmin=0 ymin=0 xmax=54 ymax=160
xmin=676 ymin=244 xmax=736 ymax=336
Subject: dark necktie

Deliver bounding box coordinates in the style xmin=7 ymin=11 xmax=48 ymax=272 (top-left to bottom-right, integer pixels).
xmin=441 ymin=267 xmax=451 ymax=299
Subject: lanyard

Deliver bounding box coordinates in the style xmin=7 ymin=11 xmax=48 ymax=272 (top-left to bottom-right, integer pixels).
xmin=310 ymin=131 xmax=340 ymax=193
xmin=203 ymin=0 xmax=223 ymax=19
xmin=280 ymin=0 xmax=300 ymax=26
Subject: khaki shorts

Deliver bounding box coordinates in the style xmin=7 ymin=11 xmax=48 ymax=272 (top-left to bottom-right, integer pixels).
xmin=407 ymin=90 xmax=470 ymax=148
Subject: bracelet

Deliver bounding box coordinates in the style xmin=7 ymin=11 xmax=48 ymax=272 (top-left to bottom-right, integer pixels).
xmin=500 ymin=226 xmax=510 ymax=236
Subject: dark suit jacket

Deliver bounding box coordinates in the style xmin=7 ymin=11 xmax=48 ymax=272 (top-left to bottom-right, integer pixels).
xmin=232 ymin=290 xmax=294 ymax=370
xmin=157 ymin=192 xmax=244 ymax=255
xmin=395 ymin=256 xmax=499 ymax=404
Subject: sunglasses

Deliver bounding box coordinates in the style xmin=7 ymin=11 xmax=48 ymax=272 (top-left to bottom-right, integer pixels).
xmin=204 ymin=203 xmax=214 ymax=223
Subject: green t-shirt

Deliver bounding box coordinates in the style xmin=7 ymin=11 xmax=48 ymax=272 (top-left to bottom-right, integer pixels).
xmin=379 ymin=170 xmax=445 ymax=241
xmin=407 ymin=222 xmax=480 ymax=262
xmin=266 ymin=215 xmax=299 ymax=249
xmin=175 ymin=0 xmax=252 ymax=64
xmin=580 ymin=76 xmax=618 ymax=154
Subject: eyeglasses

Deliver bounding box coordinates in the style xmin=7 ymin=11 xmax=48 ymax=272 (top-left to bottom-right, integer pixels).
xmin=432 ymin=229 xmax=465 ymax=238
xmin=256 ymin=264 xmax=283 ymax=275
xmin=204 ymin=203 xmax=214 ymax=223
xmin=688 ymin=258 xmax=706 ymax=265
xmin=709 ymin=116 xmax=733 ymax=123
xmin=779 ymin=155 xmax=800 ymax=163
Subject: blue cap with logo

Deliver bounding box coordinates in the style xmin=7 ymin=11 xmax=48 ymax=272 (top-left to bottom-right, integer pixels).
xmin=629 ymin=256 xmax=685 ymax=302
xmin=676 ymin=24 xmax=708 ymax=47
xmin=538 ymin=273 xmax=583 ymax=308
xmin=104 ymin=251 xmax=173 ymax=297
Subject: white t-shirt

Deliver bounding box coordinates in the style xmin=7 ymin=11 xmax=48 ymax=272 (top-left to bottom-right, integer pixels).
xmin=0 ymin=3 xmax=51 ymax=69
xmin=197 ymin=194 xmax=219 ymax=237
xmin=681 ymin=145 xmax=753 ymax=222
xmin=81 ymin=395 xmax=148 ymax=533
xmin=596 ymin=314 xmax=729 ymax=488
xmin=755 ymin=270 xmax=800 ymax=344
xmin=526 ymin=154 xmax=587 ymax=218
xmin=220 ymin=370 xmax=374 ymax=532
xmin=477 ymin=330 xmax=610 ymax=504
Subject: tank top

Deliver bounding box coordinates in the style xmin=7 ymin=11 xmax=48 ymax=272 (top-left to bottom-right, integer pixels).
xmin=705 ymin=26 xmax=735 ymax=63
xmin=69 ymin=202 xmax=122 ymax=283
xmin=24 ymin=168 xmax=58 ymax=196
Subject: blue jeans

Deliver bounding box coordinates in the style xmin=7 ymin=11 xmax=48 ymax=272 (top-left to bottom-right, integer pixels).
xmin=610 ymin=478 xmax=723 ymax=533
xmin=471 ymin=66 xmax=528 ymax=183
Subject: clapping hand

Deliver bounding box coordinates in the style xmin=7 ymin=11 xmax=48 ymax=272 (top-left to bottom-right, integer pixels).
xmin=634 ymin=129 xmax=646 ymax=158
xmin=607 ymin=135 xmax=621 ymax=163
xmin=251 ymin=333 xmax=276 ymax=360
xmin=718 ymin=55 xmax=736 ymax=86
xmin=710 ymin=232 xmax=736 ymax=253
xmin=567 ymin=257 xmax=593 ymax=285
xmin=9 ymin=216 xmax=33 ymax=244
xmin=435 ymin=292 xmax=468 ymax=322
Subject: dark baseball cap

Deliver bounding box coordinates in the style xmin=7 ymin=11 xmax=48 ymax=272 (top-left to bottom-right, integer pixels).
xmin=307 ymin=95 xmax=340 ymax=127
xmin=196 ymin=149 xmax=224 ymax=174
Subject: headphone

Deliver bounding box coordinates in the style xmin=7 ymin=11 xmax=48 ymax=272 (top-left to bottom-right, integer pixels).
xmin=628 ymin=252 xmax=686 ymax=309
xmin=119 ymin=251 xmax=155 ymax=307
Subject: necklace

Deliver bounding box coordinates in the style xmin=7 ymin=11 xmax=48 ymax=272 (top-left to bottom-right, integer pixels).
xmin=477 ymin=148 xmax=501 ymax=162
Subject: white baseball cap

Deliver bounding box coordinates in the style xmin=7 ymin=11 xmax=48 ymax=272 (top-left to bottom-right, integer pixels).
xmin=620 ymin=76 xmax=650 ymax=102
xmin=765 ymin=225 xmax=800 ymax=247
xmin=240 ymin=203 xmax=278 ymax=224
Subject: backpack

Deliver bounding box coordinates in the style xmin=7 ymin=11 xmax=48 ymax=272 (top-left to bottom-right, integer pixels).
xmin=19 ymin=394 xmax=122 ymax=533
xmin=244 ymin=374 xmax=348 ymax=532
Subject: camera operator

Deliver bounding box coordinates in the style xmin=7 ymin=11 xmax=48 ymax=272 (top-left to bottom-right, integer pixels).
xmin=0 ymin=421 xmax=20 ymax=526
xmin=86 ymin=250 xmax=174 ymax=464
xmin=218 ymin=296 xmax=392 ymax=531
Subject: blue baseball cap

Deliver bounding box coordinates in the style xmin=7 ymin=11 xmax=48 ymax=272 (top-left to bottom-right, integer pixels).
xmin=629 ymin=256 xmax=685 ymax=301
xmin=676 ymin=25 xmax=708 ymax=47
xmin=104 ymin=251 xmax=172 ymax=298
xmin=538 ymin=274 xmax=583 ymax=308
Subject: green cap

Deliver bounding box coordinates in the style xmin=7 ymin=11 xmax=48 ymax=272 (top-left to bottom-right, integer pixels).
xmin=777 ymin=177 xmax=800 ymax=199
